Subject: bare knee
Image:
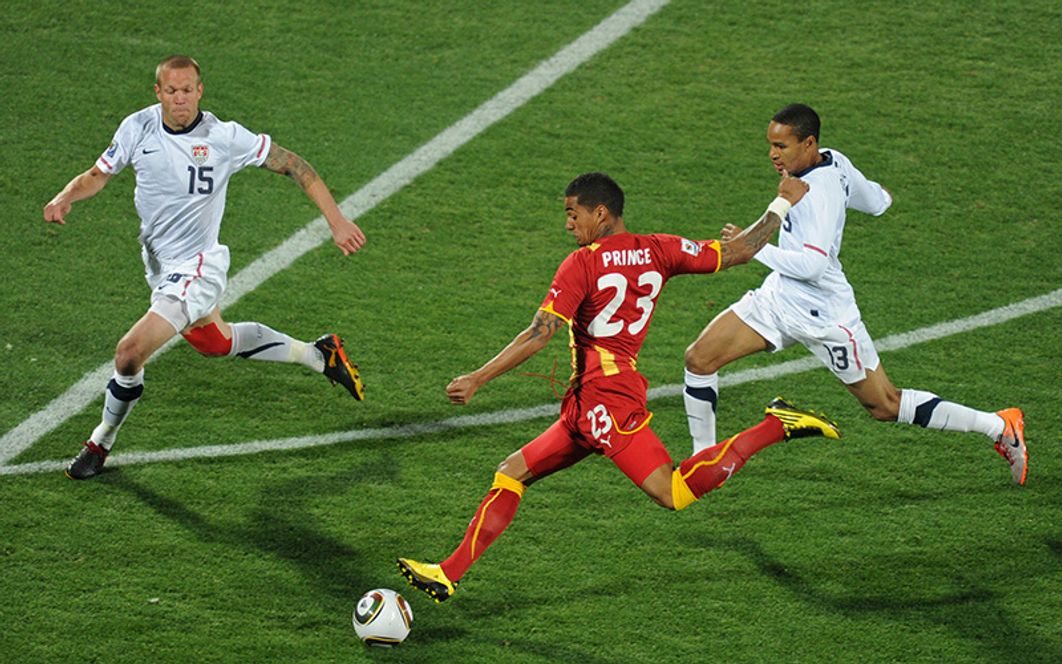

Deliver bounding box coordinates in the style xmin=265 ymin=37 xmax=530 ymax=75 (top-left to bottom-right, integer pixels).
xmin=639 ymin=465 xmax=677 ymax=510
xmin=495 ymin=457 xmax=516 ymax=476
xmin=495 ymin=450 xmax=535 ymax=485
xmin=650 ymin=491 xmax=676 ymax=510
xmin=114 ymin=337 xmax=147 ymax=375
xmin=684 ymin=343 xmax=721 ymax=375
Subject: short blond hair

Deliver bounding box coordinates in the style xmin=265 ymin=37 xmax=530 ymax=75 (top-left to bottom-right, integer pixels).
xmin=155 ymin=55 xmax=201 ymax=85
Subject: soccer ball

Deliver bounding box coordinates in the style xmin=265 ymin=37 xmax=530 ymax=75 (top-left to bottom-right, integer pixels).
xmin=352 ymin=588 xmax=413 ymax=647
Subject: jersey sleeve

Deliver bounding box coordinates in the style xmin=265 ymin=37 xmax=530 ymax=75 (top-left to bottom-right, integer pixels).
xmin=753 ymin=181 xmax=839 ymax=281
xmin=652 ymin=234 xmax=721 ymax=277
xmin=539 ymin=251 xmax=589 ymax=324
xmin=844 ymin=161 xmax=892 ymax=216
xmin=753 ymin=243 xmax=829 ymax=281
xmin=227 ymin=120 xmax=272 ymax=171
xmin=95 ymin=116 xmax=138 ymax=175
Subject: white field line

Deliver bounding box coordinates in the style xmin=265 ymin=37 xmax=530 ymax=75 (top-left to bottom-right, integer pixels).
xmin=2 ymin=287 xmax=1059 ymax=478
xmin=0 ymin=0 xmax=670 ymax=467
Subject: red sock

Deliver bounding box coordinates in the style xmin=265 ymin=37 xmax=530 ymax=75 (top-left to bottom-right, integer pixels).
xmin=440 ymin=473 xmax=525 ymax=581
xmin=677 ymin=415 xmax=785 ymax=499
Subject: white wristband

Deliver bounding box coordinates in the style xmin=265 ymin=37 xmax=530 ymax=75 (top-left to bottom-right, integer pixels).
xmin=767 ymin=196 xmax=791 ymax=220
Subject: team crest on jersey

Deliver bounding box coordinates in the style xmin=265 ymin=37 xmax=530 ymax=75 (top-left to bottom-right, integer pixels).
xmin=680 ymin=238 xmax=700 ymax=256
xmin=105 ymin=141 xmax=118 ymax=158
xmin=192 ymin=145 xmax=209 ymax=165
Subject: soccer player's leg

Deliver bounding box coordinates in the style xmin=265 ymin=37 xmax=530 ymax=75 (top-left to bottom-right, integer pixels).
xmin=684 ymin=301 xmax=774 ymax=455
xmin=183 ymin=307 xmax=365 ymax=401
xmin=68 ymin=311 xmax=177 ymax=480
xmin=662 ymin=401 xmax=839 ymax=511
xmin=398 ymin=420 xmax=589 ymax=602
xmin=831 ymin=323 xmax=1028 ymax=485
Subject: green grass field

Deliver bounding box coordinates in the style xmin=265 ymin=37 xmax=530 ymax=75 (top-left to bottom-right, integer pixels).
xmin=2 ymin=1 xmax=1060 ymax=662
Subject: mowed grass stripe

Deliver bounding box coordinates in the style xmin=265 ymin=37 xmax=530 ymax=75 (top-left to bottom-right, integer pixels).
xmin=0 ymin=0 xmax=670 ymax=466
xmin=3 ymin=286 xmax=1057 ymax=478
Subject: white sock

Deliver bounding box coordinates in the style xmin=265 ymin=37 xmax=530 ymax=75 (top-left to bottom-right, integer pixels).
xmin=229 ymin=322 xmax=324 ymax=372
xmin=684 ymin=369 xmax=719 ymax=454
xmin=897 ymin=389 xmax=1004 ymax=440
xmin=91 ymin=369 xmax=144 ymax=450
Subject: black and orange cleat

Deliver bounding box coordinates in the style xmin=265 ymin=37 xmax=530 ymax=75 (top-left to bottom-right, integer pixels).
xmin=314 ymin=333 xmax=364 ymax=400
xmin=994 ymin=408 xmax=1027 ymax=485
xmin=65 ymin=441 xmax=109 ymax=480
xmin=397 ymin=558 xmax=457 ymax=603
xmin=765 ymin=397 xmax=841 ymax=440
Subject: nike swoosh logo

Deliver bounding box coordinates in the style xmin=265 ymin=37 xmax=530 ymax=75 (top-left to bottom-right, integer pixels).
xmin=142 ymin=148 xmax=159 ymax=154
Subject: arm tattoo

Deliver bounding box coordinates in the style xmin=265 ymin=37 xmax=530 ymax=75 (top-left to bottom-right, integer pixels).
xmin=528 ymin=310 xmax=567 ymax=341
xmin=263 ymin=144 xmax=319 ymax=189
xmin=740 ymin=211 xmax=781 ymax=253
xmin=719 ymin=211 xmax=781 ymax=269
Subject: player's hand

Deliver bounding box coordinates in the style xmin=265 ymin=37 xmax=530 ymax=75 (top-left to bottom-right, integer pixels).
xmin=777 ymin=169 xmax=809 ymax=205
xmin=331 ymin=217 xmax=366 ymax=256
xmin=720 ymin=223 xmax=742 ymax=241
xmin=446 ymin=374 xmax=482 ymax=405
xmin=43 ymin=198 xmax=71 ymax=225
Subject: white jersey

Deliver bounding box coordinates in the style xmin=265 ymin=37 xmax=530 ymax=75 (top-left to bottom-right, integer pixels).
xmin=95 ymin=104 xmax=272 ymax=275
xmin=754 ymin=148 xmax=892 ymax=324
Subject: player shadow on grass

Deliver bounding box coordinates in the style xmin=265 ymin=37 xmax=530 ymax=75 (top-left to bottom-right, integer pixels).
xmin=705 ymin=536 xmax=1061 ymax=664
xmin=698 ymin=466 xmax=1003 ymax=523
xmin=102 ymin=459 xmax=389 ymax=605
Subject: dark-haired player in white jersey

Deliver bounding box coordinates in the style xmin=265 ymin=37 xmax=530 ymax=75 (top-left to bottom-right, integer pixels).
xmin=43 ymin=55 xmax=366 ymax=480
xmin=682 ymin=103 xmax=1027 ymax=485
xmin=397 ymin=172 xmax=841 ymax=603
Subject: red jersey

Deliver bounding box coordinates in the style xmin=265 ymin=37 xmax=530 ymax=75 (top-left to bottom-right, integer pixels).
xmin=540 ymin=233 xmax=721 ymax=389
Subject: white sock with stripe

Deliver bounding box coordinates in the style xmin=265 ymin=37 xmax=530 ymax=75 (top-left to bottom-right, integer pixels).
xmin=91 ymin=369 xmax=145 ymax=451
xmin=684 ymin=369 xmax=718 ymax=455
xmin=897 ymin=389 xmax=1004 ymax=440
xmin=229 ymin=322 xmax=324 ymax=372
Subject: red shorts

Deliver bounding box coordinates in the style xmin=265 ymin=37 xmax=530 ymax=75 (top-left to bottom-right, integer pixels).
xmin=520 ymin=375 xmax=673 ymax=486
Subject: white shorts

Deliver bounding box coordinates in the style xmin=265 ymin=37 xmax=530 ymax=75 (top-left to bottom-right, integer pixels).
xmin=145 ymin=245 xmax=230 ymax=333
xmin=729 ymin=287 xmax=880 ymax=384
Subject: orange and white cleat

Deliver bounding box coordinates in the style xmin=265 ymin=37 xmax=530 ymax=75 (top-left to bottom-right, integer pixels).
xmin=994 ymin=408 xmax=1027 ymax=485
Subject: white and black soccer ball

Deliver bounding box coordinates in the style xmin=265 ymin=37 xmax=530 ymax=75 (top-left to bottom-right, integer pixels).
xmin=352 ymin=588 xmax=413 ymax=647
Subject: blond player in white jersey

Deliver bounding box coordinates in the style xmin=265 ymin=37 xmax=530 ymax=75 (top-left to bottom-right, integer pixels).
xmin=682 ymin=104 xmax=1028 ymax=485
xmin=43 ymin=55 xmax=366 ymax=480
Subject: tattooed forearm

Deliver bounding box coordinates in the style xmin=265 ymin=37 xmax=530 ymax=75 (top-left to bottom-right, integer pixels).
xmin=528 ymin=310 xmax=566 ymax=341
xmin=263 ymin=144 xmax=319 ymax=189
xmin=738 ymin=211 xmax=781 ymax=253
xmin=718 ymin=211 xmax=782 ymax=269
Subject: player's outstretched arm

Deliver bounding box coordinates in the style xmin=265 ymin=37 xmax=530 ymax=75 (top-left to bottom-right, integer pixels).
xmin=717 ymin=171 xmax=807 ymax=269
xmin=446 ymin=309 xmax=566 ymax=405
xmin=43 ymin=166 xmax=112 ymax=225
xmin=263 ymin=143 xmax=367 ymax=255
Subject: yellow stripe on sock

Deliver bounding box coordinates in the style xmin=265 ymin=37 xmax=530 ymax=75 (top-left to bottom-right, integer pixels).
xmin=671 ymin=468 xmax=698 ymax=511
xmin=680 ymin=433 xmax=741 ymax=482
xmin=469 ymin=473 xmax=525 ymax=558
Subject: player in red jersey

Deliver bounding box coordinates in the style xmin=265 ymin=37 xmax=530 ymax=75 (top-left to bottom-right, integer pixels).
xmin=398 ymin=172 xmax=840 ymax=602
